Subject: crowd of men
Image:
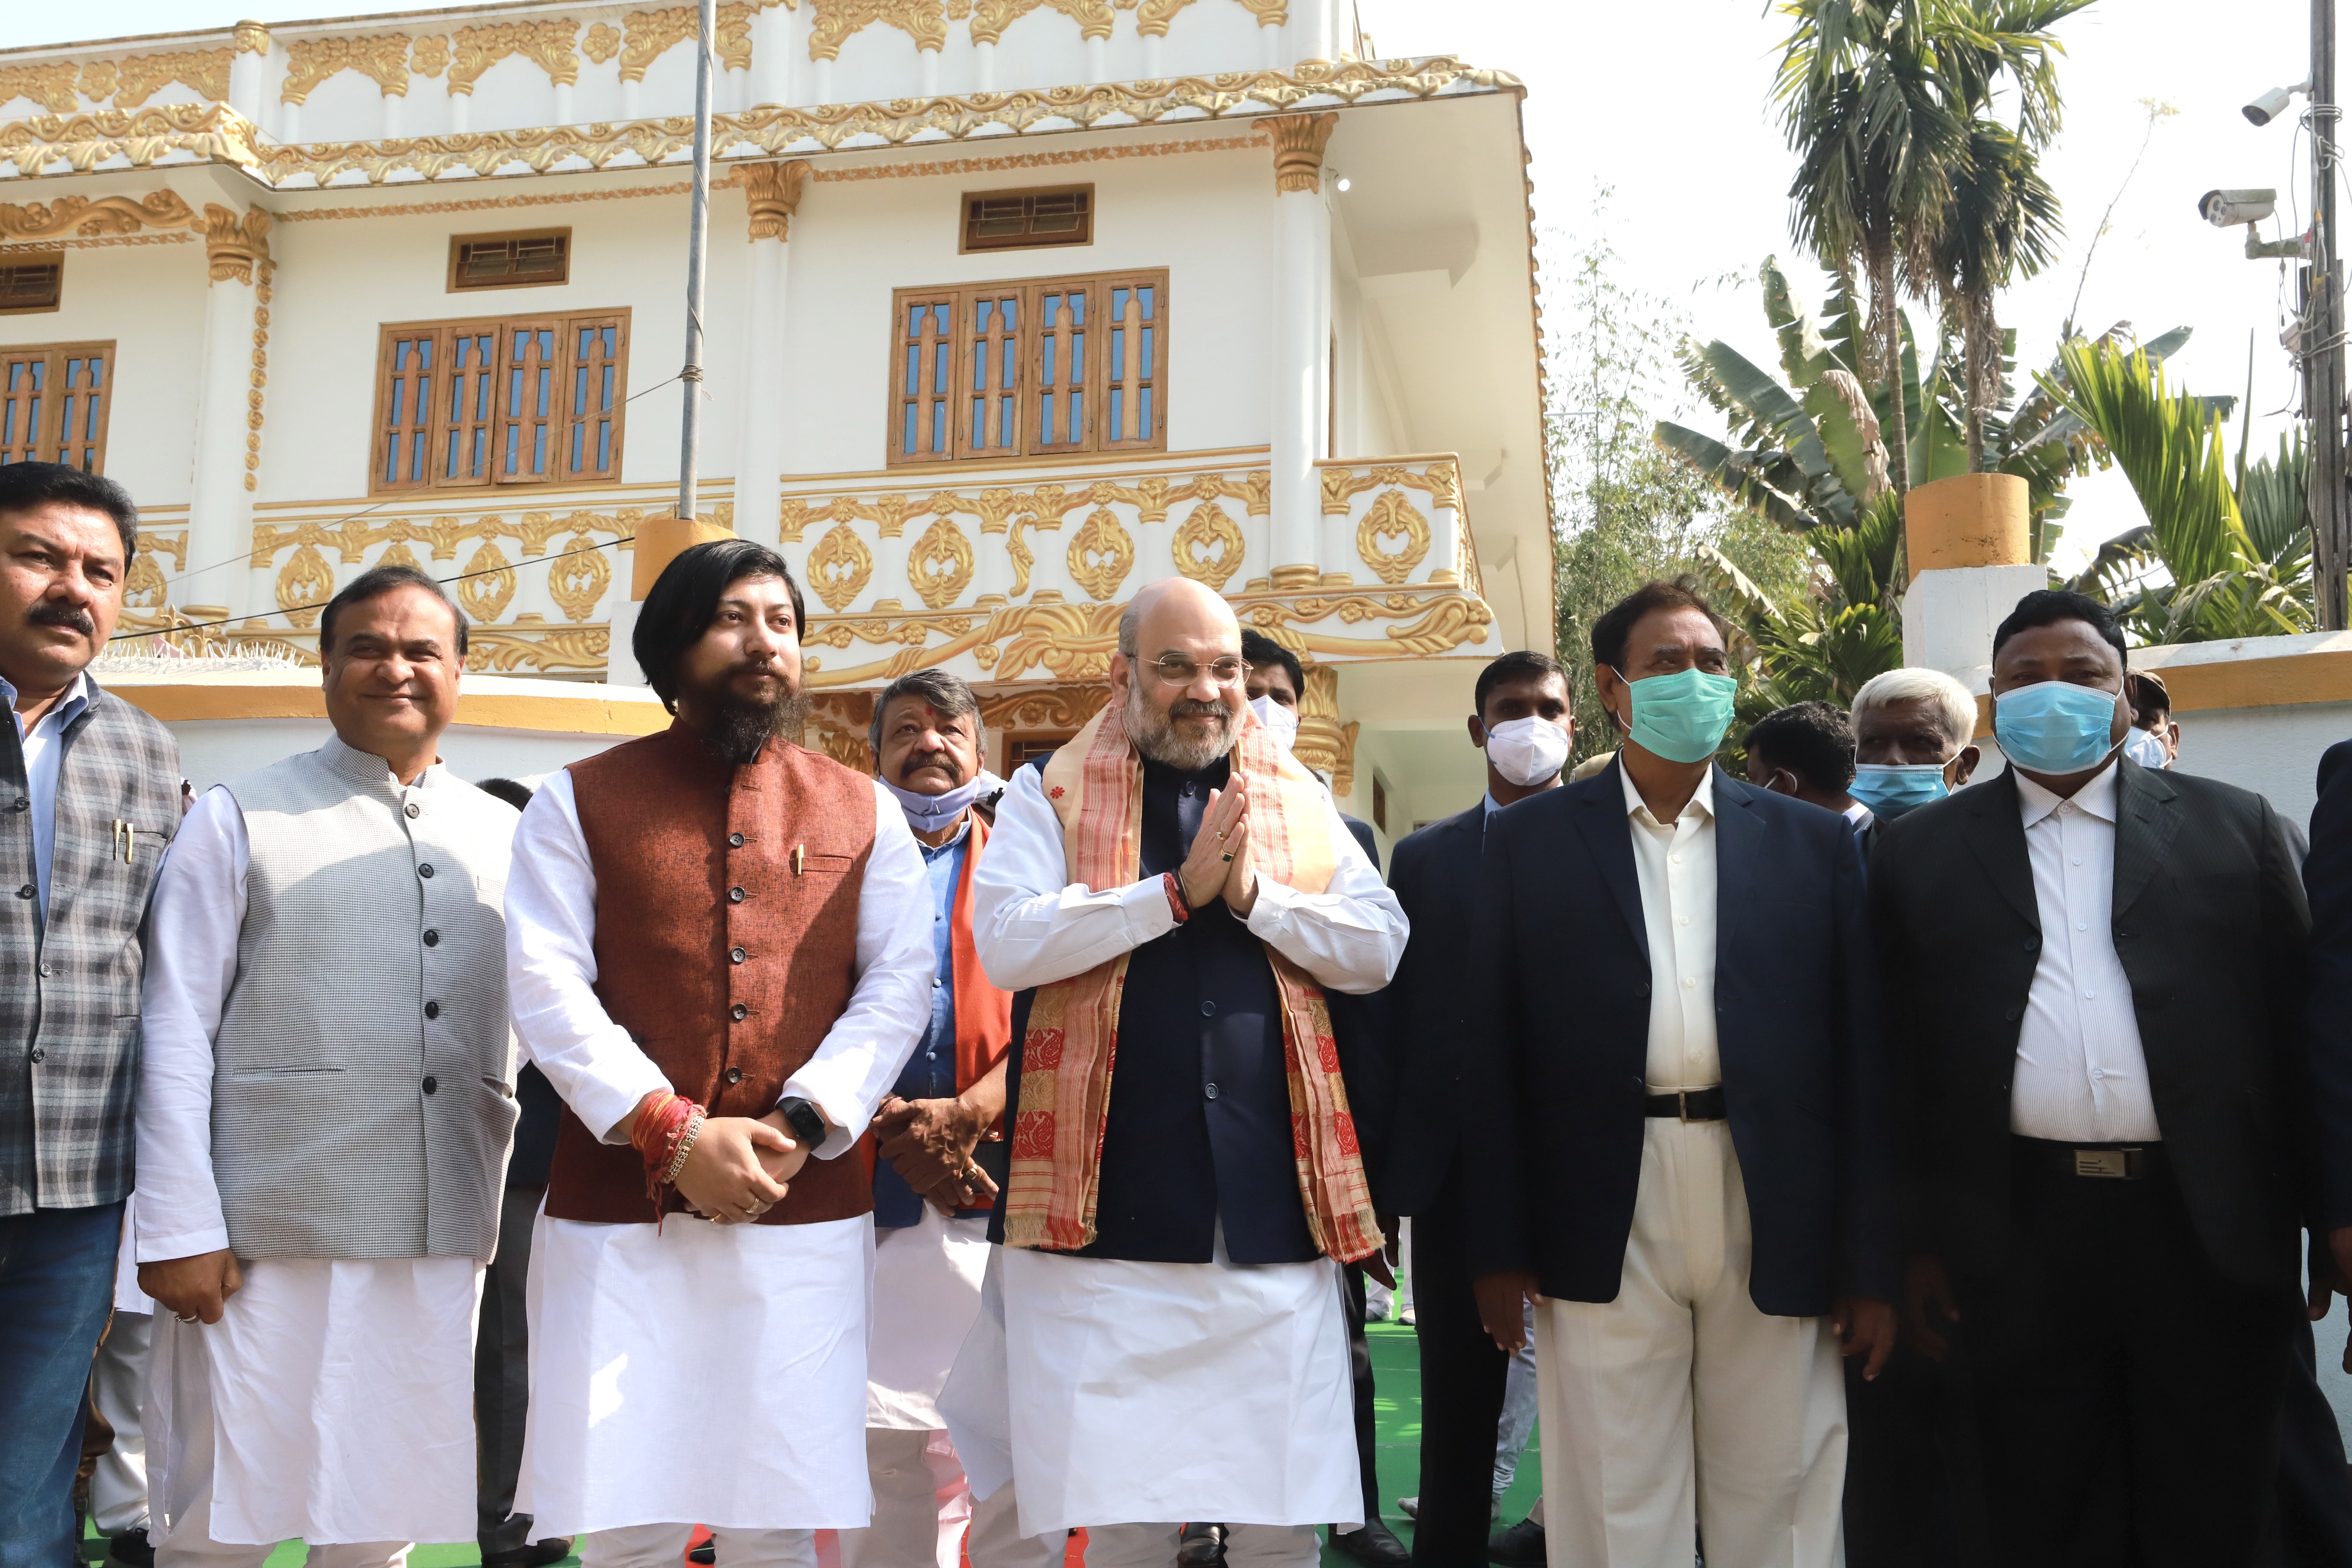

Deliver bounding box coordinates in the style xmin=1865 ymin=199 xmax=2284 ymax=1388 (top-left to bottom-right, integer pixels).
xmin=4 ymin=450 xmax=2352 ymax=1568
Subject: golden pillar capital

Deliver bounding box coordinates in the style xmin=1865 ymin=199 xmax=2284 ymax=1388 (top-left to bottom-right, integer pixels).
xmin=1261 ymin=112 xmax=1337 ymax=195
xmin=741 ymin=159 xmax=812 ymax=241
xmin=202 ymin=203 xmax=272 ymax=286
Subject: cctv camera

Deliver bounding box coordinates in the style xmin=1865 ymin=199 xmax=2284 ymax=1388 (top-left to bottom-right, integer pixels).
xmin=2245 ymin=79 xmax=2310 ymax=126
xmin=2200 ymin=188 xmax=2278 ymax=227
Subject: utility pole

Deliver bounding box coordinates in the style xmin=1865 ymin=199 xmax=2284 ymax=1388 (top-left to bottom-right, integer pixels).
xmin=2310 ymin=0 xmax=2349 ymax=628
xmin=675 ymin=0 xmax=717 ymax=524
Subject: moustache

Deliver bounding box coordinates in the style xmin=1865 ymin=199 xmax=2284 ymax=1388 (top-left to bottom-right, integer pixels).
xmin=1169 ymin=699 xmax=1229 ymax=721
xmin=29 ymin=601 xmax=95 ymax=639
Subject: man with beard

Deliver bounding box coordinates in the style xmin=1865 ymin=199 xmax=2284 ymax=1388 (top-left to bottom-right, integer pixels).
xmin=940 ymin=577 xmax=1407 ymax=1568
xmin=843 ymin=667 xmax=1053 ymax=1568
xmin=503 ymin=540 xmax=933 ymax=1568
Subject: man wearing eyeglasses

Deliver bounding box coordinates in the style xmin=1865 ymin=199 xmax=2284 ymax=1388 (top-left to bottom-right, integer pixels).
xmin=940 ymin=577 xmax=1407 ymax=1568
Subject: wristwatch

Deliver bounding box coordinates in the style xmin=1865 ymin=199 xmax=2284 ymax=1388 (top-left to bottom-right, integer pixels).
xmin=775 ymin=1096 xmax=828 ymax=1151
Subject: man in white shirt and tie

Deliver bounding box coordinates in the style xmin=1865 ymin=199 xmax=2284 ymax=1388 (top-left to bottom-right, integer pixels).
xmin=1871 ymin=589 xmax=2314 ymax=1568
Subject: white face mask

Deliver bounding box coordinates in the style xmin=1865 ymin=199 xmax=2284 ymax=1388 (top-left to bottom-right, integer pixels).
xmin=2123 ymin=726 xmax=2171 ymax=770
xmin=1482 ymin=715 xmax=1570 ymax=788
xmin=1250 ymin=695 xmax=1301 ymax=756
xmin=880 ymin=773 xmax=980 ymax=832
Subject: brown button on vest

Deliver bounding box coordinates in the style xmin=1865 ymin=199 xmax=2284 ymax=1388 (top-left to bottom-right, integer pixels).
xmin=545 ymin=721 xmax=878 ymax=1226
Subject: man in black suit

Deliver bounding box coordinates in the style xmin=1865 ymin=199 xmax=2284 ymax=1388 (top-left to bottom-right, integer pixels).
xmin=1871 ymin=589 xmax=2312 ymax=1567
xmin=1466 ymin=581 xmax=1895 ymax=1568
xmin=1384 ymin=649 xmax=1572 ymax=1568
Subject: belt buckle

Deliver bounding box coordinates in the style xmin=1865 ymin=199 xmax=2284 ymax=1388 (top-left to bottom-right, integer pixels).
xmin=2073 ymin=1148 xmax=2134 ymax=1179
xmin=1677 ymin=1089 xmax=1692 ymax=1123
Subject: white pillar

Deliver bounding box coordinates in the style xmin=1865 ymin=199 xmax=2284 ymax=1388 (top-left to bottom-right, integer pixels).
xmin=382 ymin=89 xmax=403 ymax=137
xmin=448 ymin=93 xmax=468 ymax=132
xmin=1266 ymin=114 xmax=1335 ymax=586
xmin=1142 ymin=35 xmax=1162 ymax=78
xmin=751 ymin=0 xmax=792 ymax=105
xmin=189 ymin=210 xmax=270 ymax=622
xmin=813 ymin=58 xmax=833 ymax=104
xmin=920 ymin=48 xmax=940 ymax=98
xmin=1292 ymin=0 xmax=1338 ymax=61
xmin=554 ymin=80 xmax=574 ymax=125
xmin=228 ymin=22 xmax=269 ymax=125
xmin=973 ymin=42 xmax=995 ymax=91
xmin=734 ymin=161 xmax=808 ymax=543
xmin=279 ymin=100 xmax=300 ymax=143
xmin=1085 ymin=36 xmax=1107 ymax=82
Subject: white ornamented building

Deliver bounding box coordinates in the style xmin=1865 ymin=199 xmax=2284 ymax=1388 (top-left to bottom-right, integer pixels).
xmin=0 ymin=0 xmax=1549 ymax=855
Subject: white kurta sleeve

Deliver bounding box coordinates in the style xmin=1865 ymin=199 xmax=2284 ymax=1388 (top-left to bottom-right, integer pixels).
xmin=779 ymin=780 xmax=938 ymax=1160
xmin=133 ymin=787 xmax=247 ymax=1263
xmin=503 ymin=770 xmax=670 ymax=1143
xmin=1242 ymin=791 xmax=1409 ymax=993
xmin=970 ymin=763 xmax=1178 ymax=992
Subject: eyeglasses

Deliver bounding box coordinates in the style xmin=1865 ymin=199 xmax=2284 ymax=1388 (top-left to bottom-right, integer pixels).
xmin=1145 ymin=655 xmax=1249 ymax=688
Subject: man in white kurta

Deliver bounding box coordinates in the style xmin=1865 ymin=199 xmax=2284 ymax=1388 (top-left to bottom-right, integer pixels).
xmin=136 ymin=570 xmax=521 ymax=1568
xmin=504 ymin=541 xmax=933 ymax=1568
xmin=941 ymin=580 xmax=1406 ymax=1568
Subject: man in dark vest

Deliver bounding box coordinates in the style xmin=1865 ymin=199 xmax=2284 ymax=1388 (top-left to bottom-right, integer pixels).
xmin=940 ymin=577 xmax=1406 ymax=1568
xmin=0 ymin=463 xmax=180 ymax=1568
xmin=503 ymin=540 xmax=934 ymax=1568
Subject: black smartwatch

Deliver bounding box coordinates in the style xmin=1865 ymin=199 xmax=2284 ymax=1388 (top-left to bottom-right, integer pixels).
xmin=776 ymin=1096 xmax=828 ymax=1151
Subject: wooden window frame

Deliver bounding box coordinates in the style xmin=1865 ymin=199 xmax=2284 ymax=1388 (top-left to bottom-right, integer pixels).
xmin=960 ymin=185 xmax=1094 ymax=255
xmin=886 ymin=269 xmax=1169 ymax=469
xmin=0 ymin=252 xmax=64 ymax=316
xmin=447 ymin=228 xmax=573 ymax=293
xmin=0 ymin=340 xmax=114 ymax=472
xmin=369 ymin=309 xmax=630 ymax=496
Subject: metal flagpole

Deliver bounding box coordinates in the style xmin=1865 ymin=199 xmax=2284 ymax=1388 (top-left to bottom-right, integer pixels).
xmin=676 ymin=0 xmax=718 ymax=523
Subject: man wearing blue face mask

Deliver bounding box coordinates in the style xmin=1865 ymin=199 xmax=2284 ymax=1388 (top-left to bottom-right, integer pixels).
xmin=1847 ymin=667 xmax=1982 ymax=838
xmin=1869 ymin=589 xmax=2314 ymax=1568
xmin=1463 ymin=581 xmax=1895 ymax=1568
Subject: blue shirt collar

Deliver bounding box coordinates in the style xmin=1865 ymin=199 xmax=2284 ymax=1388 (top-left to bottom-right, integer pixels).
xmin=0 ymin=670 xmax=91 ymax=739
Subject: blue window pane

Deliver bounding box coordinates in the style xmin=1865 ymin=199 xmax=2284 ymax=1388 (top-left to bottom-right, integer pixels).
xmin=904 ymin=403 xmax=918 ymax=455
xmin=411 ymin=431 xmax=426 ymax=482
xmin=600 ymin=367 xmax=613 ymax=410
xmin=1142 ymin=387 xmax=1154 ymax=437
xmin=1108 ymin=389 xmax=1122 ymax=439
xmin=572 ymin=423 xmax=585 ymax=472
xmin=1142 ymin=325 xmax=1154 ymax=378
xmin=598 ymin=423 xmax=612 ymax=470
xmin=931 ymin=399 xmax=945 ymax=454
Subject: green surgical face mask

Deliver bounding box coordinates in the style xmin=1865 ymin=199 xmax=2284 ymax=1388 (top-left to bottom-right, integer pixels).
xmin=1614 ymin=666 xmax=1739 ymax=765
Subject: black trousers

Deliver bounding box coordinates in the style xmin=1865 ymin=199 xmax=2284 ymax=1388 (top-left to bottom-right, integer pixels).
xmin=1955 ymin=1143 xmax=2297 ymax=1568
xmin=1408 ymin=1168 xmax=1510 ymax=1567
xmin=475 ymin=1184 xmax=544 ymax=1556
xmin=2272 ymin=1312 xmax=2352 ymax=1568
xmin=1339 ymin=1263 xmax=1383 ymax=1532
xmin=1841 ymin=1340 xmax=1993 ymax=1568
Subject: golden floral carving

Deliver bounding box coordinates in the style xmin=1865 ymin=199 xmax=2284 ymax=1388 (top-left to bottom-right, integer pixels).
xmin=467 ymin=624 xmax=611 ymax=672
xmin=78 ymin=63 xmax=120 ymax=102
xmin=946 ymin=0 xmax=975 ymax=16
xmin=1237 ymin=0 xmax=1287 ymax=23
xmin=123 ymin=546 xmax=168 ymax=612
xmin=1171 ymin=500 xmax=1244 ymax=590
xmin=907 ymin=517 xmax=976 ymax=610
xmin=808 ymin=523 xmax=875 ymax=611
xmin=410 ymin=34 xmax=451 ymax=77
xmin=1355 ymin=489 xmax=1430 ymax=586
xmin=202 ymin=203 xmax=272 ymax=285
xmin=1290 ymin=663 xmax=1359 ymax=795
xmin=808 ymin=0 xmax=949 ymax=60
xmin=1065 ymin=508 xmax=1133 ymax=602
xmin=244 ymin=260 xmax=272 ymax=490
xmin=282 ymin=34 xmax=414 ymax=103
xmin=1263 ymin=111 xmax=1336 ymax=194
xmin=978 ymin=684 xmax=1108 ymax=733
xmin=0 ymin=189 xmax=200 ymax=242
xmin=377 ymin=541 xmax=421 ymax=570
xmin=275 ymin=543 xmax=334 ymax=628
xmin=0 ymin=63 xmax=82 ymax=115
xmin=717 ymin=4 xmax=759 ymax=71
xmin=547 ymin=533 xmax=613 ymax=621
xmin=582 ymin=23 xmax=623 ymax=63
xmin=113 ymin=49 xmax=234 ymax=107
xmin=448 ymin=20 xmax=581 ymax=96
xmin=457 ymin=541 xmax=517 ymax=622
xmin=739 ymin=158 xmax=810 ymax=240
xmin=1133 ymin=0 xmax=1196 ymax=34
xmin=234 ymin=22 xmax=274 ymax=55
xmin=969 ymin=0 xmax=1116 ymax=45
xmin=1320 ymin=458 xmax=1459 ymax=515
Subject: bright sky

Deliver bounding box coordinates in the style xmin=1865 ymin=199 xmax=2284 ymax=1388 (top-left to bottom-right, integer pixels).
xmin=1 ymin=0 xmax=2322 ymax=572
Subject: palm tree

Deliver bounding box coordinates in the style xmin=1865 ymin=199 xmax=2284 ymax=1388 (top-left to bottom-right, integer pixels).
xmin=1925 ymin=118 xmax=2064 ymax=472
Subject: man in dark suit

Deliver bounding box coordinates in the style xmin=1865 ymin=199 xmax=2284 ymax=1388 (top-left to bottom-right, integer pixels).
xmin=1384 ymin=649 xmax=1572 ymax=1568
xmin=1872 ymin=589 xmax=2312 ymax=1568
xmin=1745 ymin=699 xmax=1868 ymax=836
xmin=1466 ymin=581 xmax=1895 ymax=1568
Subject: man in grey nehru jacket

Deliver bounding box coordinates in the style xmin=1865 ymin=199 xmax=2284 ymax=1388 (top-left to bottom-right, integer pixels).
xmin=134 ymin=565 xmax=521 ymax=1568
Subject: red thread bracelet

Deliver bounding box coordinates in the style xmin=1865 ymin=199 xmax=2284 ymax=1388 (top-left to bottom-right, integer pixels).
xmin=1162 ymin=871 xmax=1191 ymax=924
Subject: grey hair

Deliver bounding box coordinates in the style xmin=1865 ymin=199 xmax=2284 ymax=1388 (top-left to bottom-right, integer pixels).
xmin=1117 ymin=599 xmax=1142 ymax=659
xmin=868 ymin=666 xmax=982 ymax=758
xmin=1850 ymin=666 xmax=1978 ymax=750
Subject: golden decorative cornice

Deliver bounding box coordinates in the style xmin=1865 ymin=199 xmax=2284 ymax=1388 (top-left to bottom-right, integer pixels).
xmin=202 ymin=201 xmax=271 ymax=284
xmin=619 ymin=5 xmax=757 ymax=80
xmin=111 ymin=49 xmax=233 ymax=108
xmin=977 ymin=683 xmax=1108 ymax=734
xmin=809 ymin=0 xmax=949 ymax=60
xmin=970 ymin=0 xmax=1116 ymax=46
xmin=583 ymin=24 xmax=623 ymax=64
xmin=1171 ymin=499 xmax=1244 ymax=589
xmin=1237 ymin=0 xmax=1286 ymax=23
xmin=739 ymin=157 xmax=809 ymax=239
xmin=234 ymin=22 xmax=273 ymax=56
xmin=0 ymin=188 xmax=199 ymax=241
xmin=283 ymin=34 xmax=414 ymax=103
xmin=908 ymin=515 xmax=976 ymax=608
xmin=1291 ymin=664 xmax=1358 ymax=795
xmin=1263 ymin=110 xmax=1335 ymax=194
xmin=245 ymin=259 xmax=273 ymax=489
xmin=1 ymin=63 xmax=80 ymax=116
xmin=1134 ymin=0 xmax=1198 ymax=37
xmin=448 ymin=20 xmax=581 ymax=96
xmin=411 ymin=34 xmax=451 ymax=78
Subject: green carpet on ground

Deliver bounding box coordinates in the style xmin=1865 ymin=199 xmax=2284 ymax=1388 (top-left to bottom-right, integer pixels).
xmin=84 ymin=1316 xmax=1525 ymax=1568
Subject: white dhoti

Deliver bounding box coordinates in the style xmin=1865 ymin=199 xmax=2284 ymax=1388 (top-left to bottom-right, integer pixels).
xmin=519 ymin=1210 xmax=875 ymax=1538
xmin=866 ymin=1208 xmax=991 ymax=1430
xmin=148 ymin=1256 xmax=483 ymax=1565
xmin=1533 ymin=1120 xmax=1848 ymax=1568
xmin=941 ymin=1233 xmax=1358 ymax=1540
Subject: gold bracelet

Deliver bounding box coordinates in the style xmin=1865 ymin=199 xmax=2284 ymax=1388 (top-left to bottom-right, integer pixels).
xmin=663 ymin=1108 xmax=705 ymax=1184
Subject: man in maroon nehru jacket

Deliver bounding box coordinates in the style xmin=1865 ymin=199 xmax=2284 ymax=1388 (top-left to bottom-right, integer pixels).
xmin=503 ymin=539 xmax=934 ymax=1568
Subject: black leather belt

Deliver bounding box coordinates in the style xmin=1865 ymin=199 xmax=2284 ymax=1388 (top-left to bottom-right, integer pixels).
xmin=2014 ymin=1136 xmax=2164 ymax=1180
xmin=1644 ymin=1086 xmax=1726 ymax=1121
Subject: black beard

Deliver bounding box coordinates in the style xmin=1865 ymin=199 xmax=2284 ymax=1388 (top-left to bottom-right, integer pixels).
xmin=682 ymin=664 xmax=807 ymax=764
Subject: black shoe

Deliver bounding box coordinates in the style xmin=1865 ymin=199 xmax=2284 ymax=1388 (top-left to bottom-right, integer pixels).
xmin=1328 ymin=1519 xmax=1411 ymax=1566
xmin=686 ymin=1547 xmax=714 ymax=1567
xmin=1486 ymin=1517 xmax=1544 ymax=1568
xmin=106 ymin=1530 xmax=154 ymax=1568
xmin=483 ymin=1541 xmax=574 ymax=1568
xmin=1176 ymin=1523 xmax=1227 ymax=1566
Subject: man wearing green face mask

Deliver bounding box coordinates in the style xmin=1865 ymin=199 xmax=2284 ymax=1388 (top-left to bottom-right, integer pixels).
xmin=1462 ymin=580 xmax=1896 ymax=1568
xmin=1869 ymin=589 xmax=2314 ymax=1568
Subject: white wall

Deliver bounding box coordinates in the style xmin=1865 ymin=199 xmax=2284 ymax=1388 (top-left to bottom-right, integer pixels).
xmin=166 ymin=716 xmax=635 ymax=792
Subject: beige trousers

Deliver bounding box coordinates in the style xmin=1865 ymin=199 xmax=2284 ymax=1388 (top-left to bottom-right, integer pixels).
xmin=1534 ymin=1119 xmax=1847 ymax=1568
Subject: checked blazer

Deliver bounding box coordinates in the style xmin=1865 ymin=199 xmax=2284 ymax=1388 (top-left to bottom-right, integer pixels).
xmin=0 ymin=677 xmax=180 ymax=1214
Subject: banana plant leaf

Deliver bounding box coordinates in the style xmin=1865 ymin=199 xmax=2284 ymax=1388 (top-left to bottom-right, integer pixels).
xmin=1764 ymin=256 xmax=1834 ymax=390
xmin=1652 ymin=421 xmax=1817 ymax=534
